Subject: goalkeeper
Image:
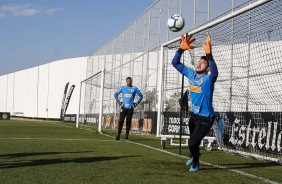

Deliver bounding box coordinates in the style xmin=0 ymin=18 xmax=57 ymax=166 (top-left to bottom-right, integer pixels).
xmin=114 ymin=77 xmax=143 ymax=141
xmin=171 ymin=33 xmax=218 ymax=172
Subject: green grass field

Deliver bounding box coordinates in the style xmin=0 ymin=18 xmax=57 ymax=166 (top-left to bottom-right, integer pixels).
xmin=0 ymin=120 xmax=281 ymax=184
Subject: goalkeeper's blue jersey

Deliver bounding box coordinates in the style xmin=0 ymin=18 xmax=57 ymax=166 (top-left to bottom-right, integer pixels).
xmin=172 ymin=51 xmax=218 ymax=118
xmin=114 ymin=85 xmax=143 ymax=109
xmin=183 ymin=67 xmax=215 ymax=117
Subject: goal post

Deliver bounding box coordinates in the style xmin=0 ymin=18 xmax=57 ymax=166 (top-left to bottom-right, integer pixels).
xmin=76 ymin=67 xmax=137 ymax=134
xmin=158 ymin=0 xmax=282 ymax=164
xmin=98 ymin=69 xmax=105 ymax=132
xmin=76 ymin=70 xmax=104 ymax=131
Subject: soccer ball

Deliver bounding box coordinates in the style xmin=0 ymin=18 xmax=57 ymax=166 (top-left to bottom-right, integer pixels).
xmin=167 ymin=14 xmax=185 ymax=32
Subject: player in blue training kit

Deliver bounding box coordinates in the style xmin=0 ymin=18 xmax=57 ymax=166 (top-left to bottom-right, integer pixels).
xmin=172 ymin=33 xmax=218 ymax=172
xmin=114 ymin=77 xmax=143 ymax=141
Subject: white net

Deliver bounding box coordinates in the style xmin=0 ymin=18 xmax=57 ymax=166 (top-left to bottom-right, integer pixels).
xmin=78 ymin=67 xmax=156 ymax=134
xmin=78 ymin=71 xmax=102 ymax=126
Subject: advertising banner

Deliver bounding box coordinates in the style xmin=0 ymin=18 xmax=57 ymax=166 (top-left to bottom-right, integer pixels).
xmin=160 ymin=111 xmax=282 ymax=154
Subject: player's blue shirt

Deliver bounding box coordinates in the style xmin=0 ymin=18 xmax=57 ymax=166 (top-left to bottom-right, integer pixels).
xmin=114 ymin=85 xmax=143 ymax=109
xmin=172 ymin=51 xmax=218 ymax=117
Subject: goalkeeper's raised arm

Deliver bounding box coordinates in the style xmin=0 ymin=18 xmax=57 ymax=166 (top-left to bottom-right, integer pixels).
xmin=202 ymin=35 xmax=218 ymax=83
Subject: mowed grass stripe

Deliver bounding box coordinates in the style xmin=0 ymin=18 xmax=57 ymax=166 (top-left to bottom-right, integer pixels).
xmin=74 ymin=125 xmax=282 ymax=184
xmin=50 ymin=122 xmax=281 ymax=184
xmin=0 ymin=120 xmax=281 ymax=184
xmin=0 ymin=137 xmax=117 ymax=141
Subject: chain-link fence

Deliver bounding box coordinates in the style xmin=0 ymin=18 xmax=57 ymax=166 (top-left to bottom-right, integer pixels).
xmin=85 ymin=0 xmax=260 ymax=100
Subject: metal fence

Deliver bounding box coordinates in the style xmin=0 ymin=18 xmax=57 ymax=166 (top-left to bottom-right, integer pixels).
xmin=85 ymin=1 xmax=260 ymax=110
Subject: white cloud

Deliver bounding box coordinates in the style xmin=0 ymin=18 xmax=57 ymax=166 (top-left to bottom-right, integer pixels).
xmin=46 ymin=8 xmax=62 ymax=15
xmin=0 ymin=12 xmax=5 ymax=17
xmin=0 ymin=4 xmax=39 ymax=17
xmin=0 ymin=4 xmax=61 ymax=17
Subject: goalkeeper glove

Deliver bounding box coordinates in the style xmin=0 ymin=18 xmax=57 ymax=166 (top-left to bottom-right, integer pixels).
xmin=133 ymin=103 xmax=138 ymax=108
xmin=201 ymin=35 xmax=212 ymax=54
xmin=116 ymin=100 xmax=122 ymax=106
xmin=180 ymin=33 xmax=195 ymax=51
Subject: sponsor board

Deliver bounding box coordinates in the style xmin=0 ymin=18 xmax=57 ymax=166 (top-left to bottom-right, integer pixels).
xmin=79 ymin=111 xmax=158 ymax=134
xmin=63 ymin=114 xmax=76 ymax=122
xmin=161 ymin=112 xmax=190 ymax=135
xmin=160 ymin=111 xmax=282 ymax=154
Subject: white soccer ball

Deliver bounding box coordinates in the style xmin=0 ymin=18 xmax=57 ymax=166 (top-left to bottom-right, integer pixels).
xmin=167 ymin=14 xmax=185 ymax=32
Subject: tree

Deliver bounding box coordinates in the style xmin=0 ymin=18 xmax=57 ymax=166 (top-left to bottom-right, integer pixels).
xmin=144 ymin=88 xmax=158 ymax=111
xmin=164 ymin=92 xmax=181 ymax=112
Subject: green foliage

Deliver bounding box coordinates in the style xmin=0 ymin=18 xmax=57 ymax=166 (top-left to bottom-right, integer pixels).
xmin=144 ymin=88 xmax=158 ymax=111
xmin=164 ymin=92 xmax=181 ymax=112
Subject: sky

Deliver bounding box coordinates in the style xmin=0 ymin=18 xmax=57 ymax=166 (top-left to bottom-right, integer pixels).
xmin=0 ymin=0 xmax=155 ymax=76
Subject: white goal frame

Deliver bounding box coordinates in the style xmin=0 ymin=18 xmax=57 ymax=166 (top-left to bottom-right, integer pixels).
xmin=76 ymin=69 xmax=105 ymax=132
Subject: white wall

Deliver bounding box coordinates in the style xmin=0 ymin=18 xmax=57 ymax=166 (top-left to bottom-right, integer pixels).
xmin=13 ymin=67 xmax=38 ymax=117
xmin=47 ymin=57 xmax=87 ymax=118
xmin=38 ymin=64 xmax=49 ymax=118
xmin=6 ymin=74 xmax=15 ymax=113
xmin=0 ymin=56 xmax=88 ymax=119
xmin=0 ymin=75 xmax=8 ymax=112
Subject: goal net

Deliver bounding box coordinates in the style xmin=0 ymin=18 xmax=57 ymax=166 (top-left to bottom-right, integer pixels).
xmin=76 ymin=70 xmax=120 ymax=131
xmin=159 ymin=0 xmax=282 ymax=164
xmin=76 ymin=56 xmax=155 ymax=134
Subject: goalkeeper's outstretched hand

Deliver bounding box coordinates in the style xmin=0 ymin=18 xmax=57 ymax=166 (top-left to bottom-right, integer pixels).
xmin=180 ymin=33 xmax=195 ymax=51
xmin=201 ymin=35 xmax=212 ymax=54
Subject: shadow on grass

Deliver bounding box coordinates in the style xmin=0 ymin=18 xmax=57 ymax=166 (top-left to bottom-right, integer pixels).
xmin=219 ymin=161 xmax=281 ymax=169
xmin=0 ymin=151 xmax=93 ymax=158
xmin=0 ymin=155 xmax=140 ymax=169
xmin=194 ymin=161 xmax=281 ymax=172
